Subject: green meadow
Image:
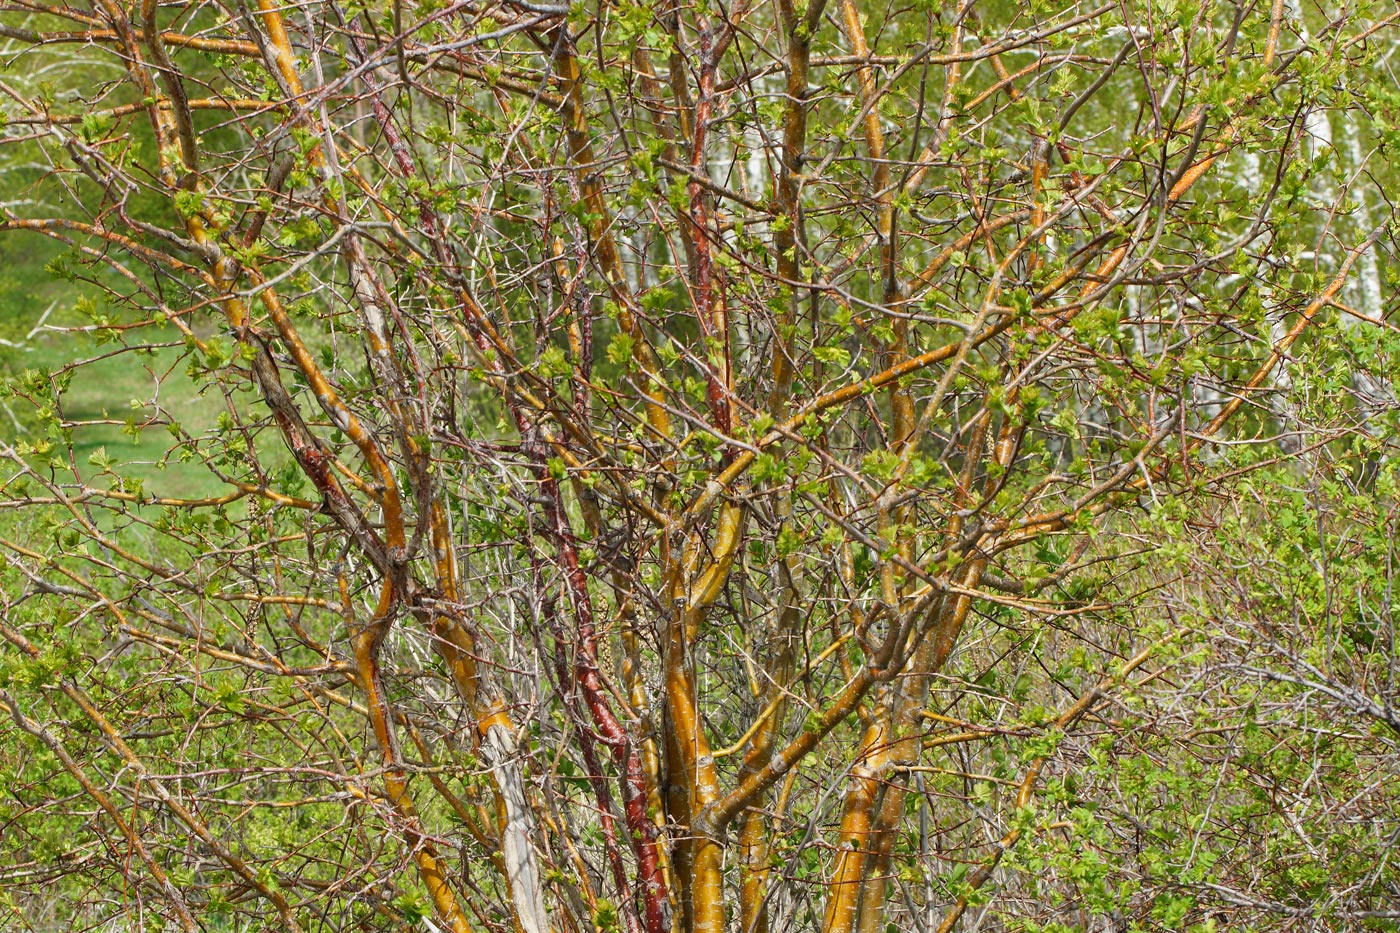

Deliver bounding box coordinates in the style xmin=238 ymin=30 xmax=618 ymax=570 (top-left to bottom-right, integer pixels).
xmin=1 ymin=233 xmax=240 ymax=501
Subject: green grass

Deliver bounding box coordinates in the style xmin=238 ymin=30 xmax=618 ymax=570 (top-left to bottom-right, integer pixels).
xmin=0 ymin=239 xmax=239 ymax=501
xmin=9 ymin=336 xmax=233 ymax=500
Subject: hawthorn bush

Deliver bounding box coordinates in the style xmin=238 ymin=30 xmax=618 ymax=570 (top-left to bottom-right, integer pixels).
xmin=0 ymin=0 xmax=1397 ymax=930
